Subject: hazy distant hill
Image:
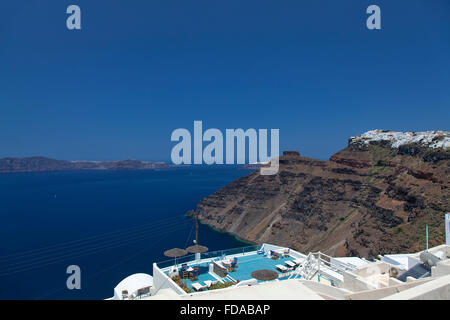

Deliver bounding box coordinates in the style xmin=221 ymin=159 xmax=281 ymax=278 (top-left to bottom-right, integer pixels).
xmin=190 ymin=130 xmax=450 ymax=258
xmin=0 ymin=156 xmax=171 ymax=173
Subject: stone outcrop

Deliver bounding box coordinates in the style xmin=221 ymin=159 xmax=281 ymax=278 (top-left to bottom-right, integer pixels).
xmin=190 ymin=130 xmax=450 ymax=258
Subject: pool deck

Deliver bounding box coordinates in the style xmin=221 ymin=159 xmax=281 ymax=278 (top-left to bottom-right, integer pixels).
xmin=165 ymin=251 xmax=301 ymax=291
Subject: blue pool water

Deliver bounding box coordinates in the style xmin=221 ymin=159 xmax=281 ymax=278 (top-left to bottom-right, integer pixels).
xmin=228 ymin=254 xmax=294 ymax=282
xmin=0 ymin=166 xmax=252 ymax=299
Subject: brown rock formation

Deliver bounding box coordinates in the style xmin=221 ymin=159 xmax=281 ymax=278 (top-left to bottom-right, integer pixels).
xmin=190 ymin=132 xmax=450 ymax=258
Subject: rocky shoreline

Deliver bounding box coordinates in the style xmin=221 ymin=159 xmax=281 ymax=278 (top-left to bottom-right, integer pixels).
xmin=190 ymin=130 xmax=450 ymax=258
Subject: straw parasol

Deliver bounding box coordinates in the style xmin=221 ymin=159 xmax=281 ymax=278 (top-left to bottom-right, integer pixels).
xmin=186 ymin=244 xmax=209 ymax=254
xmin=164 ymin=248 xmax=187 ymax=258
xmin=164 ymin=248 xmax=187 ymax=269
xmin=251 ymin=269 xmax=279 ymax=281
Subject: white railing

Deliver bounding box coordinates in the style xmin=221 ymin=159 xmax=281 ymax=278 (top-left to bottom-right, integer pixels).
xmin=288 ymin=251 xmax=358 ymax=285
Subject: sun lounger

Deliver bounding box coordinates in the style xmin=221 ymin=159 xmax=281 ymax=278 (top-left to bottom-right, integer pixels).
xmin=293 ymin=258 xmax=304 ymax=265
xmin=191 ymin=282 xmax=207 ymax=291
xmin=285 ymin=261 xmax=296 ymax=268
xmin=222 ymin=259 xmax=232 ymax=270
xmin=222 ymin=259 xmax=231 ymax=266
xmin=204 ymin=280 xmax=212 ymax=288
xmin=258 ymin=249 xmax=268 ymax=256
xmin=276 ymin=264 xmax=288 ymax=272
xmin=203 ymin=280 xmax=218 ymax=288
xmin=270 ymin=250 xmax=280 ymax=259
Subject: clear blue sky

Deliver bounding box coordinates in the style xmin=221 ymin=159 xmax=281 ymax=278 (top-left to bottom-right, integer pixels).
xmin=0 ymin=0 xmax=449 ymax=161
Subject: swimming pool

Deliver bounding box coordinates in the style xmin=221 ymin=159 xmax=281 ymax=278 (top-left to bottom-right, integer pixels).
xmin=227 ymin=253 xmax=295 ymax=282
xmin=165 ymin=252 xmax=300 ymax=293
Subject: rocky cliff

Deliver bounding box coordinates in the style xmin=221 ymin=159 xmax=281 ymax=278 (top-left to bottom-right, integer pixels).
xmin=191 ymin=130 xmax=450 ymax=258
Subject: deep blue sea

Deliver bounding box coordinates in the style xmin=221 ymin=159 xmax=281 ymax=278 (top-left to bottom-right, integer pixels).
xmin=0 ymin=166 xmax=252 ymax=299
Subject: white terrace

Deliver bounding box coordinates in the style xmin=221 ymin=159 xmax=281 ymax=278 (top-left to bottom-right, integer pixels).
xmin=109 ymin=242 xmax=450 ymax=300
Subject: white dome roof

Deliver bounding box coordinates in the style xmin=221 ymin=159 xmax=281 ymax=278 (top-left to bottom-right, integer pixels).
xmin=113 ymin=273 xmax=153 ymax=300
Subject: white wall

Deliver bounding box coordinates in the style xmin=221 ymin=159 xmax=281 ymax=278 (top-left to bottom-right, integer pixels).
xmin=342 ymin=271 xmax=378 ymax=292
xmin=262 ymin=243 xmax=285 ymax=252
xmin=152 ymin=263 xmax=185 ymax=296
xmin=382 ymin=275 xmax=450 ymax=300
xmin=432 ymin=260 xmax=450 ymax=278
xmin=300 ymin=280 xmax=350 ymax=299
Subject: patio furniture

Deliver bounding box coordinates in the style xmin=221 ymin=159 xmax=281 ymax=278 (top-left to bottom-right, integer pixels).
xmin=285 ymin=261 xmax=296 ymax=268
xmin=275 ymin=264 xmax=288 ymax=272
xmin=213 ymin=261 xmax=228 ymax=277
xmin=180 ymin=263 xmax=189 ymax=278
xmin=137 ymin=287 xmax=150 ymax=297
xmin=204 ymin=280 xmax=218 ymax=288
xmin=293 ymin=258 xmax=303 ymax=266
xmin=192 ymin=282 xmax=207 ymax=291
xmin=222 ymin=259 xmax=233 ymax=271
xmin=283 ymin=248 xmax=290 ymax=257
xmin=270 ymin=250 xmax=279 ymax=259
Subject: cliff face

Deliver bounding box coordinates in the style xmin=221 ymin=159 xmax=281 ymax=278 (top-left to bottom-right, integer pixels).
xmin=192 ymin=130 xmax=450 ymax=258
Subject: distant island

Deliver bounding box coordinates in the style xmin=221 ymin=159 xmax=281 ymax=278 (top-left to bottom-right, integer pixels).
xmin=190 ymin=130 xmax=450 ymax=258
xmin=0 ymin=156 xmax=172 ymax=173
